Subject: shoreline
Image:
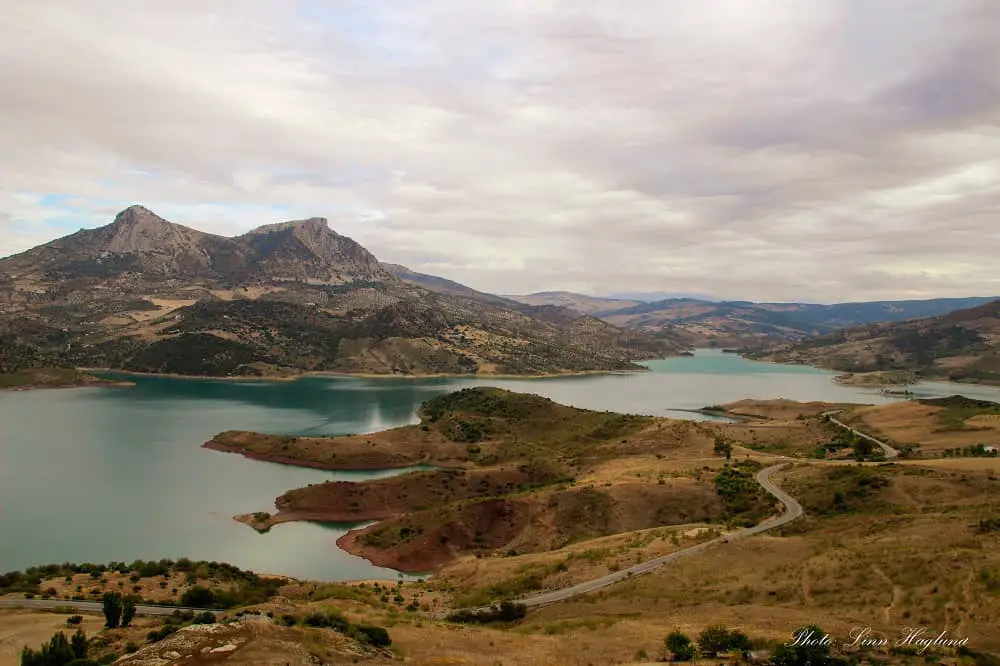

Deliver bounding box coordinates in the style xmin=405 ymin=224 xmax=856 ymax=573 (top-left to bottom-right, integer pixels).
xmin=335 ymin=527 xmax=442 ymax=573
xmin=202 ymin=439 xmax=443 ymax=472
xmin=0 ymin=379 xmax=135 ymax=393
xmin=80 ymin=365 xmax=656 ymax=383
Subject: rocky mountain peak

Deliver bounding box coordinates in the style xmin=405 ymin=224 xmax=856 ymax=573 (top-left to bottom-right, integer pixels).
xmin=244 ymin=217 xmax=334 ymax=238
xmin=103 ymin=205 xmax=205 ymax=254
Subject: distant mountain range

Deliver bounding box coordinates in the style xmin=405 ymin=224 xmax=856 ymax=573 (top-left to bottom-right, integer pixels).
xmin=4 ymin=208 xmax=995 ymax=382
xmin=746 ymin=299 xmax=1000 ymax=385
xmin=505 ymin=291 xmax=1000 ymax=348
xmin=0 ymin=206 xmax=683 ymax=378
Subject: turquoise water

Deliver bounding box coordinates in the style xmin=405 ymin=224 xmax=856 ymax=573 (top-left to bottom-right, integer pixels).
xmin=2 ymin=350 xmax=997 ymax=580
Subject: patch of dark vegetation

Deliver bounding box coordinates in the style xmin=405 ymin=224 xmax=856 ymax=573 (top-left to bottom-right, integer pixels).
xmin=0 ymin=559 xmax=281 ymax=608
xmin=20 ymin=628 xmax=92 ymax=666
xmin=145 ymin=610 xmax=217 ymax=645
xmin=420 ymin=387 xmax=557 ymax=422
xmin=918 ymin=395 xmax=1000 ymax=410
xmin=713 ymin=460 xmax=772 ymax=526
xmin=279 ymin=610 xmax=391 ymax=647
xmin=975 ymin=517 xmax=1000 ymax=534
xmin=447 ymin=600 xmax=528 ymax=624
xmin=792 ymin=466 xmax=893 ymax=516
xmin=917 ymin=395 xmax=1000 ymax=432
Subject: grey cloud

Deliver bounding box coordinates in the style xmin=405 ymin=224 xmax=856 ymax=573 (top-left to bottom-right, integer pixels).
xmin=0 ymin=0 xmax=998 ymax=303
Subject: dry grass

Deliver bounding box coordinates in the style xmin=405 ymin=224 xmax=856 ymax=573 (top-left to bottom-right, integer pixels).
xmin=722 ymin=399 xmax=851 ymax=421
xmin=847 ymin=401 xmax=1000 ymax=454
xmin=0 ymin=610 xmax=105 ymax=666
xmin=30 ymin=571 xmax=220 ymax=605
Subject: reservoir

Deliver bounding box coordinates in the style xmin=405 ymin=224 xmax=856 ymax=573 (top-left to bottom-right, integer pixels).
xmin=2 ymin=350 xmax=998 ymax=580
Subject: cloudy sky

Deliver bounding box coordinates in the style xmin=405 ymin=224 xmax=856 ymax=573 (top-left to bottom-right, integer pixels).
xmin=2 ymin=1 xmax=998 ymax=302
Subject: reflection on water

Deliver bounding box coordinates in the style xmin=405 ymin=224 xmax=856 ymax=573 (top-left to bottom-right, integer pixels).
xmin=3 ymin=349 xmax=998 ymax=580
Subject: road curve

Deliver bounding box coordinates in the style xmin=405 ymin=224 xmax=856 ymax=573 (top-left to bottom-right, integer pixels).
xmin=447 ymin=463 xmax=801 ymax=615
xmin=0 ymin=598 xmax=212 ymax=617
xmin=9 ymin=418 xmax=891 ymax=622
xmin=822 ymin=410 xmax=899 ymax=459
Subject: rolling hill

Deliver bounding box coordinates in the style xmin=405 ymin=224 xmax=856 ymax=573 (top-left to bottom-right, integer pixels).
xmin=502 ymin=291 xmax=644 ymax=315
xmin=746 ymin=299 xmax=1000 ymax=384
xmin=505 ymin=291 xmax=999 ymax=347
xmin=0 ymin=206 xmax=685 ymax=379
xmin=598 ymin=295 xmax=1000 ymax=347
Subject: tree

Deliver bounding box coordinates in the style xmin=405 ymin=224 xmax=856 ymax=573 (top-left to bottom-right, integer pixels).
xmin=697 ymin=625 xmax=733 ymax=658
xmin=729 ymin=630 xmax=752 ymax=652
xmin=120 ymin=596 xmax=137 ymax=628
xmin=181 ymin=585 xmax=215 ymax=607
xmin=665 ymin=631 xmax=695 ymax=661
xmin=70 ymin=629 xmax=88 ymax=660
xmin=772 ymin=625 xmax=831 ymax=666
xmin=101 ymin=592 xmax=122 ymax=628
xmin=20 ymin=631 xmax=75 ymax=666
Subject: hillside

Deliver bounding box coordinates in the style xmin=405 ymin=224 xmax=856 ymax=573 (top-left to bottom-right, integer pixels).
xmin=504 ymin=291 xmax=645 ymax=315
xmin=596 ymin=295 xmax=1000 ymax=347
xmin=746 ymin=299 xmax=1000 ymax=384
xmin=0 ymin=206 xmax=685 ymax=379
xmin=383 ymin=263 xmax=512 ymax=305
xmin=8 ymin=392 xmax=1000 ymax=663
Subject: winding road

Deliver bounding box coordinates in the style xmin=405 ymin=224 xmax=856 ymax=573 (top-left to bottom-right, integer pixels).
xmin=822 ymin=410 xmax=899 ymax=459
xmin=447 ymin=412 xmax=899 ymax=615
xmin=505 ymin=463 xmax=802 ymax=610
xmin=4 ymin=414 xmax=898 ymax=620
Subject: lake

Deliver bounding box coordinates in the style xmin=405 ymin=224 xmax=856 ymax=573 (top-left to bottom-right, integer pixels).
xmin=2 ymin=349 xmax=999 ymax=580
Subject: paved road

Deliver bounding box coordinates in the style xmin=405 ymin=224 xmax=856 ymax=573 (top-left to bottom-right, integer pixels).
xmin=0 ymin=598 xmax=212 ymax=617
xmin=6 ymin=416 xmax=890 ymax=621
xmin=444 ymin=409 xmax=900 ymax=616
xmin=822 ymin=410 xmax=899 ymax=459
xmin=444 ymin=463 xmax=801 ymax=616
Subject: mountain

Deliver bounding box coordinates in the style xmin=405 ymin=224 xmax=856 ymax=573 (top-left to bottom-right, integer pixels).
xmin=597 ymin=296 xmax=1000 ymax=347
xmin=504 ymin=291 xmax=645 ymax=315
xmin=0 ymin=206 xmax=685 ymax=378
xmin=383 ymin=263 xmax=512 ymax=305
xmin=745 ymin=299 xmax=1000 ymax=384
xmin=605 ymin=291 xmax=720 ymax=302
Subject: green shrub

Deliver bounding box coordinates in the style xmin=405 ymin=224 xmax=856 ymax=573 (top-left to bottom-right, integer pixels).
xmin=355 ymin=624 xmax=392 ymax=647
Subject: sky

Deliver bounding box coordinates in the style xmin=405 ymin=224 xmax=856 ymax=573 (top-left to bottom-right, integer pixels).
xmin=2 ymin=1 xmax=999 ymax=303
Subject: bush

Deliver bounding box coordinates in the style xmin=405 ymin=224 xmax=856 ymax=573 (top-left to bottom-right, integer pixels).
xmin=66 ymin=616 xmax=83 ymax=626
xmin=180 ymin=586 xmax=215 ymax=607
xmin=665 ymin=631 xmax=695 ymax=661
xmin=697 ymin=625 xmax=740 ymax=658
xmin=146 ymin=625 xmax=180 ymax=643
xmin=101 ymin=592 xmax=122 ymax=628
xmin=355 ymin=624 xmax=392 ymax=647
xmin=20 ymin=629 xmax=85 ymax=666
xmin=447 ymin=601 xmax=527 ymax=624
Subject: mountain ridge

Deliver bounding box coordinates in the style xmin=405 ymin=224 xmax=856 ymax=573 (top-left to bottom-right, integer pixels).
xmin=745 ymin=298 xmax=1000 ymax=384
xmin=506 ymin=291 xmax=1000 ymax=347
xmin=0 ymin=207 xmax=683 ymax=379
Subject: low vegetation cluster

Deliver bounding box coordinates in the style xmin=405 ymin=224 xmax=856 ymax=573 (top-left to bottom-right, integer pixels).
xmin=0 ymin=559 xmax=283 ymax=608
xmin=275 ymin=609 xmax=391 ymax=647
